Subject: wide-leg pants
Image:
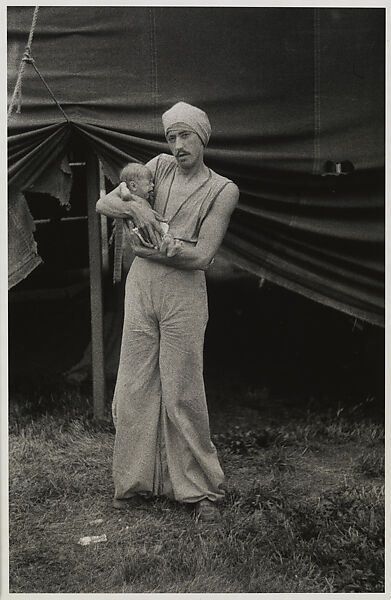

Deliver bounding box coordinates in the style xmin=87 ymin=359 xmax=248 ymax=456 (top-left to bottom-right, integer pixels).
xmin=112 ymin=257 xmax=225 ymax=503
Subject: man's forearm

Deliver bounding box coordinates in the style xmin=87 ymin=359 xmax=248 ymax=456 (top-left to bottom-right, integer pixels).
xmin=140 ymin=244 xmax=212 ymax=271
xmin=96 ymin=190 xmax=139 ymax=220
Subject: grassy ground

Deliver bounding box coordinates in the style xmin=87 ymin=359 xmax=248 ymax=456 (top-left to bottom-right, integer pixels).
xmin=9 ymin=275 xmax=384 ymax=593
xmin=9 ymin=378 xmax=384 ymax=593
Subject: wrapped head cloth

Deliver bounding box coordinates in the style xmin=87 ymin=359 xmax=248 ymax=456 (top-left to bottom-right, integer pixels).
xmin=162 ymin=101 xmax=211 ymax=146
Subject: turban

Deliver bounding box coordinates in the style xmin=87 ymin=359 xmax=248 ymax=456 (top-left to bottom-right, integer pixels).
xmin=162 ymin=101 xmax=211 ymax=146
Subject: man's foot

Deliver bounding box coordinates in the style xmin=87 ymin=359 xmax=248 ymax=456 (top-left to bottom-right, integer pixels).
xmin=194 ymin=499 xmax=221 ymax=523
xmin=112 ymin=496 xmax=147 ymax=510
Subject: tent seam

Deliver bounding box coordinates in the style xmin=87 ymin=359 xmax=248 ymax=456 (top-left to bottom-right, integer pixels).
xmin=149 ymin=7 xmax=159 ymax=136
xmin=313 ymin=8 xmax=321 ymax=175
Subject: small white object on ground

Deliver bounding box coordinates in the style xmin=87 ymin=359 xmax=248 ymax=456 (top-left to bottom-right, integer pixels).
xmin=78 ymin=534 xmax=107 ymax=546
xmin=89 ymin=518 xmax=104 ymax=525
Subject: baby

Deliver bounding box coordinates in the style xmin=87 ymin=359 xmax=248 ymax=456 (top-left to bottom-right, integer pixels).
xmin=112 ymin=163 xmax=180 ymax=282
xmin=118 ymin=162 xmax=170 ymax=246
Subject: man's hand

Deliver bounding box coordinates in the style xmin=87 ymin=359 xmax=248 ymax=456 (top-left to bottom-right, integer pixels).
xmin=125 ymin=226 xmax=184 ymax=262
xmin=125 ymin=225 xmax=160 ymax=257
xmin=160 ymin=233 xmax=183 ymax=257
xmin=119 ymin=182 xmax=164 ymax=246
xmin=129 ymin=202 xmax=165 ymax=248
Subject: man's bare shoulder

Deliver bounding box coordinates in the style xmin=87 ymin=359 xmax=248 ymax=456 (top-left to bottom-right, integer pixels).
xmin=209 ymin=169 xmax=239 ymax=200
xmin=216 ymin=181 xmax=239 ymax=211
xmin=224 ymin=181 xmax=240 ymax=198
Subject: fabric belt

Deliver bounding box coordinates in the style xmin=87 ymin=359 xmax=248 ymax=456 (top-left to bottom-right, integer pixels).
xmin=113 ymin=218 xmax=124 ymax=284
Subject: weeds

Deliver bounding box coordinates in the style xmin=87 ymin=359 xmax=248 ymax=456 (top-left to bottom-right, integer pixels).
xmin=213 ymin=426 xmax=275 ymax=454
xmin=354 ymin=447 xmax=385 ymax=478
xmin=221 ymin=480 xmax=384 ymax=593
xmin=9 ymin=384 xmax=384 ymax=593
xmin=213 ymin=412 xmax=384 ymax=457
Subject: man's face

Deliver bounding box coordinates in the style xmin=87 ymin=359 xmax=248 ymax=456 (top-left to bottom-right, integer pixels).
xmin=166 ymin=127 xmax=204 ymax=169
xmin=132 ymin=172 xmax=154 ymax=201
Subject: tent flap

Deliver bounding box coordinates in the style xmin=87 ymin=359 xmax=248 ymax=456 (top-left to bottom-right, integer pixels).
xmin=8 ymin=190 xmax=43 ymax=289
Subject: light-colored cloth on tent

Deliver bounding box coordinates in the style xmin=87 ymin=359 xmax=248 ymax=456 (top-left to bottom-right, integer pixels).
xmin=112 ymin=153 xmax=231 ymax=503
xmin=8 ymin=190 xmax=42 ymax=289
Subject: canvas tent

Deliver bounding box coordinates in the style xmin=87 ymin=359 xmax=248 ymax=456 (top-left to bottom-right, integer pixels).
xmin=8 ymin=8 xmax=384 ymax=323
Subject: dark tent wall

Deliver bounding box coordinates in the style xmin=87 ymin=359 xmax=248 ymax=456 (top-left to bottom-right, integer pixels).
xmin=8 ymin=7 xmax=385 ymax=325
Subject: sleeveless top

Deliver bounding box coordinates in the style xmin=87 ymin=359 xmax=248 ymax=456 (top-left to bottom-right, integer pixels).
xmin=152 ymin=154 xmax=233 ymax=244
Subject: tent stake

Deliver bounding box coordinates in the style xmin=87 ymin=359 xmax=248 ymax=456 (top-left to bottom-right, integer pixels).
xmin=87 ymin=151 xmax=106 ymax=420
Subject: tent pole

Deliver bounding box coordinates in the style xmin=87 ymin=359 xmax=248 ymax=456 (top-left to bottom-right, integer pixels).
xmin=99 ymin=160 xmax=110 ymax=277
xmin=86 ymin=150 xmax=106 ymax=420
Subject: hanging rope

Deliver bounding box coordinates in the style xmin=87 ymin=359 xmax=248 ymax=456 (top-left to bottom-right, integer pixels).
xmin=8 ymin=6 xmax=39 ymax=116
xmin=26 ymin=55 xmax=70 ymax=122
xmin=8 ymin=6 xmax=69 ymax=122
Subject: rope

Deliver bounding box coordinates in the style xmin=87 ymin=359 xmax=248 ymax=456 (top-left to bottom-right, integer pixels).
xmin=28 ymin=57 xmax=70 ymax=122
xmin=8 ymin=6 xmax=69 ymax=122
xmin=8 ymin=6 xmax=39 ymax=116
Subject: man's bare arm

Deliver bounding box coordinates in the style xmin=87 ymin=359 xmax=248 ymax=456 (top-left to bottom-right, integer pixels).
xmin=130 ymin=182 xmax=239 ymax=270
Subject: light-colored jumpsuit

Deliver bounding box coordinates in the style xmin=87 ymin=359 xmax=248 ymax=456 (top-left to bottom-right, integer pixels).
xmin=112 ymin=154 xmax=231 ymax=503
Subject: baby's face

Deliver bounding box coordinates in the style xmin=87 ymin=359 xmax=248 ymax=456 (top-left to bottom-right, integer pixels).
xmin=133 ymin=171 xmax=154 ymax=201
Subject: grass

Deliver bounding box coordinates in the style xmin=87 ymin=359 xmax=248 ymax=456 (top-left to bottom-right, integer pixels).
xmin=8 ymin=378 xmax=384 ymax=594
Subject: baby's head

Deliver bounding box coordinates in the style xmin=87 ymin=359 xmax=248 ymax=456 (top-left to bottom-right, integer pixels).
xmin=120 ymin=163 xmax=154 ymax=202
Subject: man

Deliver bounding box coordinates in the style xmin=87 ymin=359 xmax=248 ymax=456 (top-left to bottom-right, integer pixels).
xmin=96 ymin=101 xmax=239 ymax=522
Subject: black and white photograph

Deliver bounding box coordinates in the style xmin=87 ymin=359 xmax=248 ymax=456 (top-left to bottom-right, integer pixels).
xmin=6 ymin=4 xmax=385 ymax=595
